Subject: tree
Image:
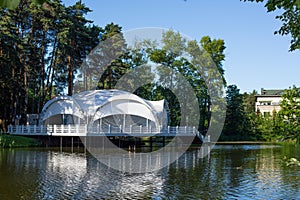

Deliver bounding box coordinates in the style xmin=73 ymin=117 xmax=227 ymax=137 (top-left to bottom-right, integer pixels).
xmin=187 ymin=36 xmax=226 ymax=135
xmin=278 ymin=86 xmax=300 ymax=142
xmin=0 ymin=0 xmax=101 ymax=126
xmin=0 ymin=0 xmax=46 ymax=10
xmin=200 ymin=36 xmax=226 ymax=84
xmin=96 ymin=23 xmax=130 ymax=90
xmin=148 ymin=30 xmax=188 ymax=126
xmin=131 ymin=30 xmax=227 ymax=130
xmin=243 ymin=90 xmax=257 ymax=113
xmin=222 ymin=85 xmax=250 ymax=140
xmin=242 ymin=90 xmax=260 ymax=139
xmin=244 ymin=0 xmax=300 ymax=51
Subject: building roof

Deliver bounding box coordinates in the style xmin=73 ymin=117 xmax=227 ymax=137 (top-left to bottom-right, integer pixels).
xmin=256 ymin=88 xmax=284 ymax=97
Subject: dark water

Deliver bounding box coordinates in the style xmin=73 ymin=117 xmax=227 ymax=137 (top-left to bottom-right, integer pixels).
xmin=0 ymin=144 xmax=300 ymax=199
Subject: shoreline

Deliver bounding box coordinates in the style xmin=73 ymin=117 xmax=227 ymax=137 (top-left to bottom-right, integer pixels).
xmin=216 ymin=141 xmax=279 ymax=145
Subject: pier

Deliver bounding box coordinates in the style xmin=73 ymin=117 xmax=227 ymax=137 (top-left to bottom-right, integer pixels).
xmin=8 ymin=124 xmax=205 ymax=150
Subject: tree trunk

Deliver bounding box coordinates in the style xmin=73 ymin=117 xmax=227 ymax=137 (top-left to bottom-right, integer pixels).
xmin=9 ymin=66 xmax=16 ymax=124
xmin=67 ymin=55 xmax=73 ymax=96
xmin=46 ymin=37 xmax=57 ymax=103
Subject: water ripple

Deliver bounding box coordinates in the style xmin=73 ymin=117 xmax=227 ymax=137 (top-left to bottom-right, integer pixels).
xmin=1 ymin=145 xmax=300 ymax=199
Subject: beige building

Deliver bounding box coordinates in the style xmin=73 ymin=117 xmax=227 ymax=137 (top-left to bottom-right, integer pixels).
xmin=255 ymin=88 xmax=284 ymax=116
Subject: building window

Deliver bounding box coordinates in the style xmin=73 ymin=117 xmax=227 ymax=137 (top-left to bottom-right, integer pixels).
xmin=260 ymin=101 xmax=271 ymax=106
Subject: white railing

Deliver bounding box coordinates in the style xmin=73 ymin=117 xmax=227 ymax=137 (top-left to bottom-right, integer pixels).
xmin=8 ymin=124 xmax=201 ymax=138
xmin=8 ymin=125 xmax=87 ymax=136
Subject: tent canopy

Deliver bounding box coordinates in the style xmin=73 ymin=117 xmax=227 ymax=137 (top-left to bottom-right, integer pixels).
xmin=41 ymin=90 xmax=168 ymax=128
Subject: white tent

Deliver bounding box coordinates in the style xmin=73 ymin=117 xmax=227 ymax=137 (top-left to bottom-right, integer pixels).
xmin=41 ymin=90 xmax=168 ymax=129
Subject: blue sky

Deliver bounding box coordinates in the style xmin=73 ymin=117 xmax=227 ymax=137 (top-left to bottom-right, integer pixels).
xmin=64 ymin=0 xmax=300 ymax=93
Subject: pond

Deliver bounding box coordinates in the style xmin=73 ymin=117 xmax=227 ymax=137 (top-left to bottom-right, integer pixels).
xmin=0 ymin=144 xmax=300 ymax=199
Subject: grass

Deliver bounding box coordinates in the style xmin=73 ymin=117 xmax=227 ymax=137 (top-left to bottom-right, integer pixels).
xmin=0 ymin=134 xmax=41 ymax=148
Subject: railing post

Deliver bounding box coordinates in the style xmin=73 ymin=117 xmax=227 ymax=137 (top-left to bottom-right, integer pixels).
xmin=168 ymin=126 xmax=170 ymax=136
xmin=130 ymin=125 xmax=132 ymax=134
xmin=54 ymin=125 xmax=57 ymax=135
xmin=140 ymin=125 xmax=142 ymax=133
xmin=120 ymin=125 xmax=122 ymax=133
xmin=176 ymin=126 xmax=179 ymax=135
xmin=193 ymin=126 xmax=195 ymax=135
xmin=150 ymin=125 xmax=152 ymax=133
xmin=68 ymin=124 xmax=71 ymax=134
xmin=21 ymin=125 xmax=24 ymax=134
xmin=34 ymin=125 xmax=36 ymax=134
xmin=85 ymin=124 xmax=88 ymax=136
xmin=76 ymin=124 xmax=79 ymax=135
xmin=185 ymin=126 xmax=187 ymax=134
xmin=109 ymin=124 xmax=111 ymax=134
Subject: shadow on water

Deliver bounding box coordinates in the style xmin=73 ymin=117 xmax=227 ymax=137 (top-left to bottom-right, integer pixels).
xmin=0 ymin=144 xmax=300 ymax=199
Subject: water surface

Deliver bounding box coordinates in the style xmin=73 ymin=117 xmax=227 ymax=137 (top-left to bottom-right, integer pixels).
xmin=0 ymin=144 xmax=300 ymax=199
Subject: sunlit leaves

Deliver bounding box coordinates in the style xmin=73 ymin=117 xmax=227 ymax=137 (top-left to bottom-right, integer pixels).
xmin=278 ymin=86 xmax=300 ymax=142
xmin=0 ymin=0 xmax=46 ymax=10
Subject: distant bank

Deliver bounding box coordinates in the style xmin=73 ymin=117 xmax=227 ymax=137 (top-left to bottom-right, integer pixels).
xmin=0 ymin=134 xmax=41 ymax=148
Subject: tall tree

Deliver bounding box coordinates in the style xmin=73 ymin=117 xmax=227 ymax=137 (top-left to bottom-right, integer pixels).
xmin=53 ymin=1 xmax=100 ymax=96
xmin=0 ymin=0 xmax=101 ymax=125
xmin=222 ymin=85 xmax=249 ymax=140
xmin=278 ymin=85 xmax=300 ymax=142
xmin=200 ymin=36 xmax=226 ymax=84
xmin=187 ymin=36 xmax=226 ymax=133
xmin=96 ymin=23 xmax=129 ymax=90
xmin=242 ymin=90 xmax=260 ymax=139
xmin=131 ymin=30 xmax=227 ymax=129
xmin=0 ymin=0 xmax=47 ymax=10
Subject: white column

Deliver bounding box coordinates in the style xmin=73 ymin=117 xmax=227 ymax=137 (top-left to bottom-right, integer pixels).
xmin=100 ymin=118 xmax=102 ymax=133
xmin=146 ymin=119 xmax=149 ymax=131
xmin=123 ymin=114 xmax=126 ymax=131
xmin=130 ymin=125 xmax=132 ymax=134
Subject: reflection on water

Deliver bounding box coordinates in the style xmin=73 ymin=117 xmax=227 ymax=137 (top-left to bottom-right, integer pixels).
xmin=0 ymin=145 xmax=300 ymax=199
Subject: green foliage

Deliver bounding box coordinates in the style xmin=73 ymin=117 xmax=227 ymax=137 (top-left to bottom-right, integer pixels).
xmin=283 ymin=156 xmax=300 ymax=167
xmin=146 ymin=30 xmax=190 ymax=126
xmin=222 ymin=85 xmax=252 ymax=140
xmin=278 ymin=86 xmax=300 ymax=142
xmin=254 ymin=112 xmax=283 ymax=141
xmin=0 ymin=0 xmax=20 ymax=10
xmin=200 ymin=36 xmax=226 ymax=83
xmin=245 ymin=86 xmax=300 ymax=143
xmin=96 ymin=23 xmax=130 ymax=90
xmin=0 ymin=0 xmax=102 ymax=125
xmin=0 ymin=0 xmax=46 ymax=10
xmin=243 ymin=0 xmax=300 ymax=51
xmin=128 ymin=30 xmax=226 ymax=129
xmin=0 ymin=1 xmax=228 ymax=136
xmin=0 ymin=134 xmax=41 ymax=148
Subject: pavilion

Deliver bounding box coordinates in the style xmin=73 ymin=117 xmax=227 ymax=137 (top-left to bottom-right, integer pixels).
xmin=40 ymin=90 xmax=168 ymax=131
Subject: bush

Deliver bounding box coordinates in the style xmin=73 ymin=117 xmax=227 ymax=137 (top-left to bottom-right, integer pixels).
xmin=0 ymin=134 xmax=41 ymax=148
